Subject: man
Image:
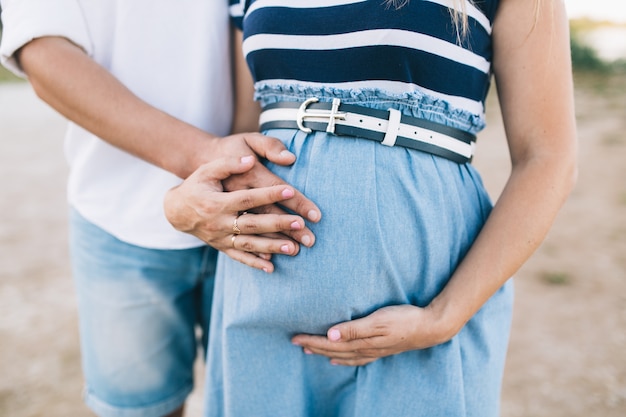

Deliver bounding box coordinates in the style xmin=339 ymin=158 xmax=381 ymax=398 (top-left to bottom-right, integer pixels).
xmin=0 ymin=1 xmax=320 ymax=416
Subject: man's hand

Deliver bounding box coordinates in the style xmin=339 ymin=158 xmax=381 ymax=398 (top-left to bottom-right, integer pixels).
xmin=18 ymin=37 xmax=322 ymax=254
xmin=165 ymin=155 xmax=315 ymax=273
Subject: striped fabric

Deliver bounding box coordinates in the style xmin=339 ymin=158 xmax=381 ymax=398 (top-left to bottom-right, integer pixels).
xmin=230 ymin=0 xmax=500 ymax=128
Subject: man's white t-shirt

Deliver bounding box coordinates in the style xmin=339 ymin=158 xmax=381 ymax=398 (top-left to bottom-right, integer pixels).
xmin=0 ymin=0 xmax=233 ymax=249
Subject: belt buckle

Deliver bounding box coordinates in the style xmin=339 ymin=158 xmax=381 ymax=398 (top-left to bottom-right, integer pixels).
xmin=296 ymin=97 xmax=346 ymax=134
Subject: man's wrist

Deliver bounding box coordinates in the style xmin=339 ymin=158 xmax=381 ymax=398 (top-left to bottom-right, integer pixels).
xmin=172 ymin=134 xmax=219 ymax=179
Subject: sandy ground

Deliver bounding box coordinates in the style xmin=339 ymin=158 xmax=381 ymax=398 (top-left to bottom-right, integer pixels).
xmin=0 ymin=77 xmax=624 ymax=416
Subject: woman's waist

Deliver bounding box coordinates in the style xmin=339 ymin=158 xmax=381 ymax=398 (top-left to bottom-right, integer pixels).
xmin=254 ymin=81 xmax=485 ymax=135
xmin=258 ymin=92 xmax=478 ymax=164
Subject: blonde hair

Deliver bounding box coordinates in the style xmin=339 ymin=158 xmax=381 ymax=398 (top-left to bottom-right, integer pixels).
xmin=383 ymin=0 xmax=472 ymax=40
xmin=384 ymin=0 xmax=542 ymax=44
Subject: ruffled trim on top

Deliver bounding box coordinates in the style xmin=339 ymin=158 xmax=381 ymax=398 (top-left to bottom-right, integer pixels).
xmin=254 ymin=82 xmax=486 ymax=134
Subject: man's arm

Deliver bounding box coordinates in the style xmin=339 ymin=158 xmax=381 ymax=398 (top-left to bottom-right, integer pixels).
xmin=163 ymin=27 xmax=322 ymax=270
xmin=17 ymin=36 xmax=321 ymax=268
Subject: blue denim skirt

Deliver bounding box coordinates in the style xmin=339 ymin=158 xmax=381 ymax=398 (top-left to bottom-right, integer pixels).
xmin=205 ymin=90 xmax=513 ymax=417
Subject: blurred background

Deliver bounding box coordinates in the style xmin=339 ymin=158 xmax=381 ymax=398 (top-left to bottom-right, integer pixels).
xmin=1 ymin=1 xmax=625 ymax=416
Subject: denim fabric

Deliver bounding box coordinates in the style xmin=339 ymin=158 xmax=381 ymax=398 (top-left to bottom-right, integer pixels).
xmin=69 ymin=210 xmax=216 ymax=417
xmin=205 ymin=121 xmax=514 ymax=416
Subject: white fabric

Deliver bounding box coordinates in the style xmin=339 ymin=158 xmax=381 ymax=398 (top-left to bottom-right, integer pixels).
xmin=381 ymin=108 xmax=401 ymax=147
xmin=0 ymin=0 xmax=233 ymax=249
xmin=243 ymin=30 xmax=490 ymax=74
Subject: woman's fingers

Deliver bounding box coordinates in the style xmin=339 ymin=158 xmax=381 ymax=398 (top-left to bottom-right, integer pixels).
xmin=229 ymin=232 xmax=300 ymax=256
xmin=243 ymin=205 xmax=316 ymax=247
xmin=165 ymin=156 xmax=319 ymax=272
xmin=195 ymin=154 xmax=318 ymax=247
xmin=229 ymin=211 xmax=310 ymax=245
xmin=224 ymin=246 xmax=276 ymax=273
xmin=235 ymin=132 xmax=322 ymax=224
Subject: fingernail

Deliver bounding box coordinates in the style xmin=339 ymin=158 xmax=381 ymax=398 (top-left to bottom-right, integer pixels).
xmin=240 ymin=155 xmax=254 ymax=164
xmin=281 ymin=244 xmax=291 ymax=253
xmin=280 ymin=150 xmax=295 ymax=158
xmin=282 ymin=188 xmax=295 ymax=198
xmin=301 ymin=235 xmax=311 ymax=246
xmin=262 ymin=267 xmax=269 ymax=273
xmin=290 ymin=221 xmax=302 ymax=230
xmin=308 ymin=210 xmax=320 ymax=222
xmin=304 ymin=348 xmax=313 ymax=355
xmin=328 ymin=329 xmax=341 ymax=341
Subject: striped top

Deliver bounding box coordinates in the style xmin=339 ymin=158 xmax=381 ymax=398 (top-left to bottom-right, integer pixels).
xmin=230 ymin=0 xmax=500 ymax=134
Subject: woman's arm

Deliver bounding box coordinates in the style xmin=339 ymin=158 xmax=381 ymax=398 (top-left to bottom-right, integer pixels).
xmin=292 ymin=0 xmax=577 ymax=365
xmin=230 ymin=28 xmax=262 ymax=134
xmin=427 ymin=0 xmax=577 ymax=338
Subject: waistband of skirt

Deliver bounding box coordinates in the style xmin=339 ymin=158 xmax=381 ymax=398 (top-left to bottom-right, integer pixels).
xmin=254 ymin=82 xmax=486 ymax=135
xmin=260 ymin=98 xmax=476 ymax=164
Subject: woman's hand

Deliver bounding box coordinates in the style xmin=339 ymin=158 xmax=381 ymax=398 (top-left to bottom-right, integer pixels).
xmin=215 ymin=131 xmax=322 ymax=234
xmin=291 ymin=304 xmax=457 ymax=366
xmin=164 ymin=155 xmax=315 ymax=273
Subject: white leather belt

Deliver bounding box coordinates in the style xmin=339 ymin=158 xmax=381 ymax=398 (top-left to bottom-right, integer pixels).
xmin=259 ymin=98 xmax=476 ymax=164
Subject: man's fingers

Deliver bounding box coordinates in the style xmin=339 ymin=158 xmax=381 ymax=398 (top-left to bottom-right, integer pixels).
xmin=223 ymin=139 xmax=322 ymax=223
xmin=244 ymin=133 xmax=296 ymax=166
xmin=194 ymin=154 xmax=256 ymax=182
xmin=277 ymin=188 xmax=322 ymax=224
xmin=225 ymin=186 xmax=300 ymax=214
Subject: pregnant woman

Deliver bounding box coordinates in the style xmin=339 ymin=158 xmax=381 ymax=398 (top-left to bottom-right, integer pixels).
xmin=174 ymin=0 xmax=577 ymax=416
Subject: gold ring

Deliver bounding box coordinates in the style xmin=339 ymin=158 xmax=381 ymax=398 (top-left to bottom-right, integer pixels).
xmin=231 ymin=234 xmax=237 ymax=248
xmin=232 ymin=215 xmax=241 ymax=235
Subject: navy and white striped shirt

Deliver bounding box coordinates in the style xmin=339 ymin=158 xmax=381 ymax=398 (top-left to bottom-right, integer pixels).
xmin=230 ymin=0 xmax=500 ymax=133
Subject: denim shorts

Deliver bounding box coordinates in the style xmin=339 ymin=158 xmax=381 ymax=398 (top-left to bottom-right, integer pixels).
xmin=69 ymin=209 xmax=216 ymax=417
